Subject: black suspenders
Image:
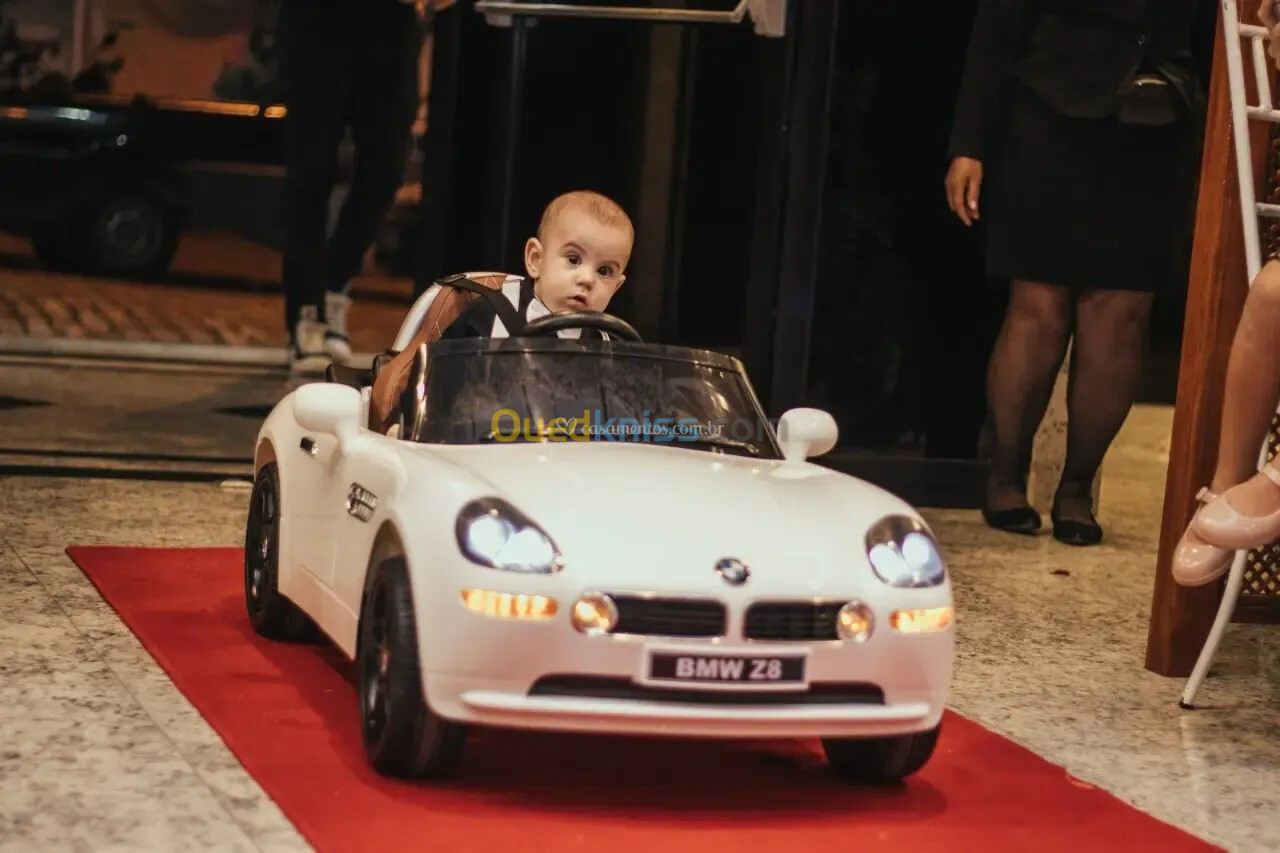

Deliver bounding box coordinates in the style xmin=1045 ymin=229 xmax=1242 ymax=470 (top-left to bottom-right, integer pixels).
xmin=436 ymin=274 xmax=606 ymax=339
xmin=435 ymin=274 xmax=527 ymax=337
xmin=516 ymin=277 xmax=536 ymax=320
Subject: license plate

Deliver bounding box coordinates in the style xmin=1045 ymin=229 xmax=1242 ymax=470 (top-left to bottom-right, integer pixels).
xmin=649 ymin=652 xmax=806 ymax=684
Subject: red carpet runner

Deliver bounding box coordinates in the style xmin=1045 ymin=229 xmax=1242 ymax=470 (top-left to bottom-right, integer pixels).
xmin=68 ymin=546 xmax=1216 ymax=853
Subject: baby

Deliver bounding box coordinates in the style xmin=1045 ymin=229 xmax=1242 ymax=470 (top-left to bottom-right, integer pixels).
xmin=367 ymin=190 xmax=634 ymax=433
xmin=439 ymin=190 xmax=633 ymax=338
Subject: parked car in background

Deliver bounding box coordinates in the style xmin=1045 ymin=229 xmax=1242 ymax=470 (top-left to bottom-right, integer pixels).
xmin=0 ymin=91 xmax=420 ymax=280
xmin=0 ymin=93 xmax=286 ymax=277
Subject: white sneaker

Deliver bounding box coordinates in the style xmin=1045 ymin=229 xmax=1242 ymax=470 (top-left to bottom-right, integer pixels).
xmin=324 ymin=291 xmax=354 ymax=363
xmin=290 ymin=305 xmax=330 ymax=374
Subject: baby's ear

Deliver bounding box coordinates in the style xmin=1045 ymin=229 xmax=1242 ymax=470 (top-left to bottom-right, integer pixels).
xmin=524 ymin=237 xmax=543 ymax=278
xmin=614 ymin=273 xmax=626 ymax=292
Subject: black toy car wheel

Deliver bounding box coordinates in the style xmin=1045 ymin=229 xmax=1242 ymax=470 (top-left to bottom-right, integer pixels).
xmin=821 ymin=724 xmax=941 ymax=785
xmin=244 ymin=462 xmax=315 ymax=641
xmin=358 ymin=556 xmax=465 ymax=779
xmin=78 ymin=191 xmax=179 ymax=279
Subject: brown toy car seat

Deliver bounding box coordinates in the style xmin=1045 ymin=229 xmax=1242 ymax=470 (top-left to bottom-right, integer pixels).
xmin=368 ymin=272 xmax=524 ymax=434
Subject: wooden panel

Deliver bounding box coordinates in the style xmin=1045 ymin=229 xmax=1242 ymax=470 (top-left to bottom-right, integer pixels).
xmin=1145 ymin=8 xmax=1271 ymax=677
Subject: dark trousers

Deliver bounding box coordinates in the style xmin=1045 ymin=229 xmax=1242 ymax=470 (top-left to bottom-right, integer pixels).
xmin=276 ymin=0 xmax=424 ymax=332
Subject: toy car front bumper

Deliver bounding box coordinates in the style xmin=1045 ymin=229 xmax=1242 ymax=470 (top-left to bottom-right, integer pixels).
xmin=420 ymin=611 xmax=951 ymax=739
xmin=430 ymin=674 xmax=939 ymax=739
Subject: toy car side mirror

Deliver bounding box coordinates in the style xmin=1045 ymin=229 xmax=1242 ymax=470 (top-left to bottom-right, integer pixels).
xmin=777 ymin=408 xmax=838 ymax=461
xmin=294 ymin=383 xmax=363 ymax=442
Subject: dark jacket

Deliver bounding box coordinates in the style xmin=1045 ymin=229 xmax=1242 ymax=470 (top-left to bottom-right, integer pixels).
xmin=948 ymin=0 xmax=1211 ymax=161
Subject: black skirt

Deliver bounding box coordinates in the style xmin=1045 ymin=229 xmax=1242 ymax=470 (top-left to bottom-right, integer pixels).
xmin=983 ymin=83 xmax=1198 ymax=294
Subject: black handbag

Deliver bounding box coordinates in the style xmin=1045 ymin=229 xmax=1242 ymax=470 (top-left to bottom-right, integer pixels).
xmin=1116 ymin=70 xmax=1188 ymax=126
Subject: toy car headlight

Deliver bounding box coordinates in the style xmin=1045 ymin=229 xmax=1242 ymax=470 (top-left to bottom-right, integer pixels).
xmin=864 ymin=516 xmax=946 ymax=588
xmin=455 ymin=498 xmax=563 ymax=574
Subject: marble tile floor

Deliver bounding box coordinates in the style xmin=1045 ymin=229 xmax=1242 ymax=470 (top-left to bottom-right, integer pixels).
xmin=0 ymin=478 xmax=306 ymax=853
xmin=931 ymin=406 xmax=1280 ymax=852
xmin=0 ymin=403 xmax=1276 ymax=851
xmin=0 ymin=354 xmax=307 ymax=467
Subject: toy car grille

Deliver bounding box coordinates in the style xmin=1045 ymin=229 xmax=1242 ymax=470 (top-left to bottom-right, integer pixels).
xmin=743 ymin=602 xmax=845 ymax=641
xmin=611 ymin=596 xmax=725 ymax=638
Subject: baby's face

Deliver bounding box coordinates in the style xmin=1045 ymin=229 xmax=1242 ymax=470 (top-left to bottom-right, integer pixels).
xmin=526 ymin=207 xmax=630 ymax=314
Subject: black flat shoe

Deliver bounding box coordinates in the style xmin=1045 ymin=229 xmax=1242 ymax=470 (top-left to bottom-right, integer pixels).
xmin=982 ymin=505 xmax=1042 ymax=535
xmin=1051 ymin=506 xmax=1103 ymax=546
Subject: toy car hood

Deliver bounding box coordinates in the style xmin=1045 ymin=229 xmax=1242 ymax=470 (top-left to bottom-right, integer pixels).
xmin=410 ymin=440 xmax=923 ymax=590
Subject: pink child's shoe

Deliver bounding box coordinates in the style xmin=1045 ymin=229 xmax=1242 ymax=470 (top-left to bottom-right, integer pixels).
xmin=1193 ymin=463 xmax=1280 ymax=551
xmin=1172 ymin=488 xmax=1234 ymax=587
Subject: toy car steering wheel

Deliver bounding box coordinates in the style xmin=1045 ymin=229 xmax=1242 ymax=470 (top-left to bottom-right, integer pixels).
xmin=520 ymin=311 xmax=643 ymax=342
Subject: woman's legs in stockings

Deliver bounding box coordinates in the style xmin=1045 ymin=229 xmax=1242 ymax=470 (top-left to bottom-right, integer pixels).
xmin=1055 ymin=288 xmax=1153 ymax=525
xmin=985 ymin=280 xmax=1073 ymax=514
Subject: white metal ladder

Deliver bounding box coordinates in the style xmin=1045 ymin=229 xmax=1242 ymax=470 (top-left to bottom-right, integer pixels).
xmin=1180 ymin=0 xmax=1280 ymax=708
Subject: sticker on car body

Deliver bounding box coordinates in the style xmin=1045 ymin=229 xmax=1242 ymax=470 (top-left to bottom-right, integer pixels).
xmin=346 ymin=484 xmax=377 ymax=522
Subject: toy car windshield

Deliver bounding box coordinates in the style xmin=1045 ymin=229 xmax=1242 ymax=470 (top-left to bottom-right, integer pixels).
xmin=416 ymin=338 xmax=782 ymax=459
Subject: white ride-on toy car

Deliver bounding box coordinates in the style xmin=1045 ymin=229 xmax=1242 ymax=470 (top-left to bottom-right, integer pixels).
xmin=244 ymin=279 xmax=955 ymax=784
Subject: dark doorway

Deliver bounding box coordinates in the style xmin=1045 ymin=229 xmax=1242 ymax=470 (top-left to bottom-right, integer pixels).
xmin=803 ymin=0 xmax=1001 ymax=468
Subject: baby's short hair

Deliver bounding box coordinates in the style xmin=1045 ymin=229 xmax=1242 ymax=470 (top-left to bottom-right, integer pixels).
xmin=537 ymin=190 xmax=634 ymax=245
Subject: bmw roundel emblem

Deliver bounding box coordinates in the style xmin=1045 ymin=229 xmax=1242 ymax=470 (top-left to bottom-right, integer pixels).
xmin=715 ymin=558 xmax=750 ymax=585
